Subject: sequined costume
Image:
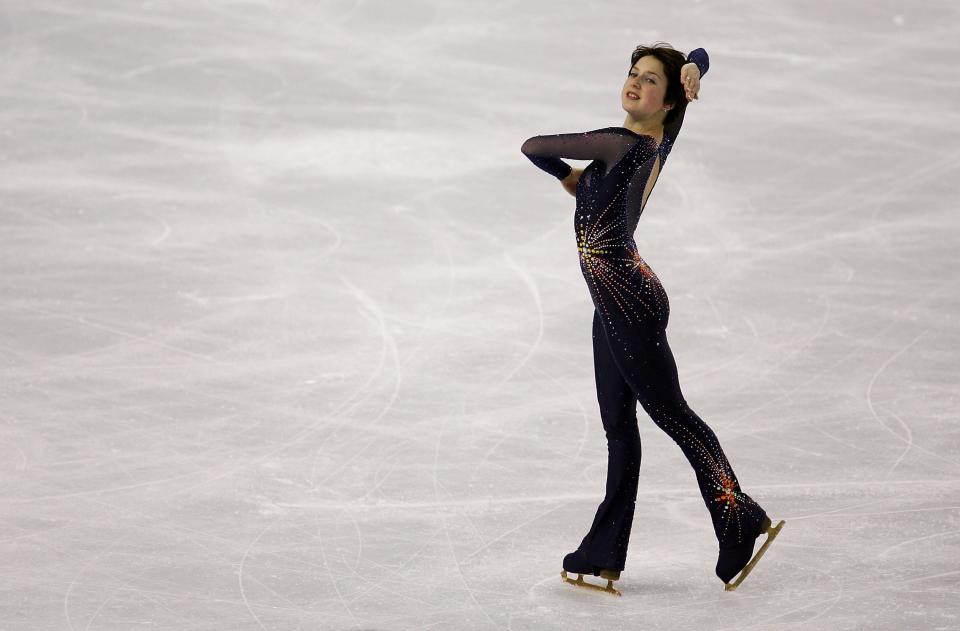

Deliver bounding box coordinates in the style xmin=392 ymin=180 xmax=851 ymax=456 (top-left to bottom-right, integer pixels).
xmin=522 ymin=48 xmax=767 ymax=572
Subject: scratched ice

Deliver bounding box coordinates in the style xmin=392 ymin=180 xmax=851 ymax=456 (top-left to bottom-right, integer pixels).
xmin=1 ymin=1 xmax=958 ymax=630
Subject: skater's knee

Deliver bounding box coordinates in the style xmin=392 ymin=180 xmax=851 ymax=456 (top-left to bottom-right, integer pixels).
xmin=605 ymin=425 xmax=641 ymax=445
xmin=638 ymin=396 xmax=689 ymax=419
xmin=641 ymin=399 xmax=700 ymax=431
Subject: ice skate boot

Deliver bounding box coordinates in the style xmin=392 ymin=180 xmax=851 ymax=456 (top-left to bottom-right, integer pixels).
xmin=717 ymin=515 xmax=785 ymax=591
xmin=560 ymin=549 xmax=622 ymax=597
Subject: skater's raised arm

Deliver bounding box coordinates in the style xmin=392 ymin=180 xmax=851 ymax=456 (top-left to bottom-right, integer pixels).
xmin=521 ymin=128 xmax=637 ymax=181
xmin=663 ymin=47 xmax=709 ymax=146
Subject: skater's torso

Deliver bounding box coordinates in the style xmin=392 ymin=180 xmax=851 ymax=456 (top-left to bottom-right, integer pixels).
xmin=574 ymin=127 xmax=672 ymax=330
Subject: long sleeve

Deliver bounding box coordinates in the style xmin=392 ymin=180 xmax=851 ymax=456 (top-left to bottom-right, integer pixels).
xmin=687 ymin=47 xmax=710 ymax=80
xmin=521 ymin=128 xmax=635 ymax=181
xmin=663 ymin=47 xmax=710 ymax=147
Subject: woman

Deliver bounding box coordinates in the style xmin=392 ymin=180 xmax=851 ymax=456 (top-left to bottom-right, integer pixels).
xmin=521 ymin=43 xmax=784 ymax=594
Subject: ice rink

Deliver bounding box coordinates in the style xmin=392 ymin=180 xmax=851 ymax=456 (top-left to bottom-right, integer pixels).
xmin=2 ymin=1 xmax=959 ymax=629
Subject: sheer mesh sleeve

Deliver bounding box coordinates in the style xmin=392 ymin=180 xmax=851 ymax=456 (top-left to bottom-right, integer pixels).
xmin=521 ymin=128 xmax=637 ymax=181
xmin=663 ymin=47 xmax=710 ymax=146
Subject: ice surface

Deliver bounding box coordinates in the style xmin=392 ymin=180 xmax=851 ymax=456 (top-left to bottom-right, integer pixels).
xmin=1 ymin=1 xmax=959 ymax=629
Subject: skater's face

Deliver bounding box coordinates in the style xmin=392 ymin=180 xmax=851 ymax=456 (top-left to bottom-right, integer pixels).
xmin=622 ymin=55 xmax=673 ymax=118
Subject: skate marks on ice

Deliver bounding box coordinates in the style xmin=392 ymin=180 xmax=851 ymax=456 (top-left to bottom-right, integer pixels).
xmin=3 ymin=0 xmax=960 ymax=629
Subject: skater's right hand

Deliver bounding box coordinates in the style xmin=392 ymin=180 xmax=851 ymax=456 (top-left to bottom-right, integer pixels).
xmin=561 ymin=168 xmax=583 ymax=197
xmin=680 ymin=62 xmax=701 ymax=101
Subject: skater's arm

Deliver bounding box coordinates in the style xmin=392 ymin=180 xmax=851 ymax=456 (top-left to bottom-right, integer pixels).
xmin=662 ymin=47 xmax=709 ymax=146
xmin=521 ymin=128 xmax=634 ymax=181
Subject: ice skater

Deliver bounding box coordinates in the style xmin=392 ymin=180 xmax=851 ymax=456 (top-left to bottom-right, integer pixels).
xmin=521 ymin=42 xmax=784 ymax=595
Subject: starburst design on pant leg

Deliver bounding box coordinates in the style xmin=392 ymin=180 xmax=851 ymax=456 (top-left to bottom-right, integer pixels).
xmin=715 ymin=472 xmax=741 ymax=511
xmin=659 ymin=413 xmax=760 ymax=545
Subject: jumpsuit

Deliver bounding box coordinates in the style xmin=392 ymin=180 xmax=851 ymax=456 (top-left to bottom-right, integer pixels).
xmin=521 ymin=49 xmax=767 ymax=572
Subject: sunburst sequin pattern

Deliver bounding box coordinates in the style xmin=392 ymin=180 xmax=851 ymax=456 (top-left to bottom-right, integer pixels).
xmin=646 ymin=401 xmax=766 ymax=547
xmin=715 ymin=474 xmax=740 ymax=511
xmin=707 ymin=454 xmax=758 ymax=543
xmin=575 ymin=190 xmax=669 ymax=332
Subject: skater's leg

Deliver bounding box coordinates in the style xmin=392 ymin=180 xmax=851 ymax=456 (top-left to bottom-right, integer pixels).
xmin=577 ymin=309 xmax=642 ymax=571
xmin=596 ymin=320 xmax=766 ymax=549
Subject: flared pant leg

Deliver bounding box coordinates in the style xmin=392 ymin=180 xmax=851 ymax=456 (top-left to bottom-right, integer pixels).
xmin=577 ymin=309 xmax=643 ymax=571
xmin=580 ymin=309 xmax=767 ymax=568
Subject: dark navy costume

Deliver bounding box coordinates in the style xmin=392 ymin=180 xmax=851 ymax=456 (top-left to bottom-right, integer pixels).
xmin=522 ymin=49 xmax=767 ymax=572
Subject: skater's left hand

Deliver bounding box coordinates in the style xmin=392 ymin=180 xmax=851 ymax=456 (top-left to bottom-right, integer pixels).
xmin=680 ymin=63 xmax=701 ymax=101
xmin=561 ymin=167 xmax=583 ymax=197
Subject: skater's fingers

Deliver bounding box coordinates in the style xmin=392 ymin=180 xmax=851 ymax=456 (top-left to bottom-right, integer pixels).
xmin=681 ymin=62 xmax=701 ymax=101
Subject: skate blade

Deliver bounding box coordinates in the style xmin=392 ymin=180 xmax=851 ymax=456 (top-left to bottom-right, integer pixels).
xmin=560 ymin=570 xmax=622 ymax=597
xmin=724 ymin=518 xmax=785 ymax=591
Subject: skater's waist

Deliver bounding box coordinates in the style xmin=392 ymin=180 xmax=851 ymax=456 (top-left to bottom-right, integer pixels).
xmin=578 ymin=248 xmax=630 ymax=259
xmin=576 ymin=241 xmax=638 ymax=259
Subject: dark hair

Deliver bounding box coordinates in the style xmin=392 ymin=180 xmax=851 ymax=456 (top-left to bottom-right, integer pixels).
xmin=629 ymin=42 xmax=687 ymax=127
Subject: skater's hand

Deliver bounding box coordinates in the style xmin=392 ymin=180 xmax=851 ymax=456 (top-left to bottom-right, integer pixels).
xmin=680 ymin=62 xmax=701 ymax=101
xmin=561 ymin=168 xmax=583 ymax=196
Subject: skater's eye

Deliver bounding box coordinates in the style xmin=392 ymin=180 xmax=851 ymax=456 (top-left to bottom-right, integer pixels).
xmin=627 ymin=72 xmax=655 ymax=84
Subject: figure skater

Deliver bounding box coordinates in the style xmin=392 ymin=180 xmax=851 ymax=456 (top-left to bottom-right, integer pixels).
xmin=521 ymin=42 xmax=784 ymax=595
